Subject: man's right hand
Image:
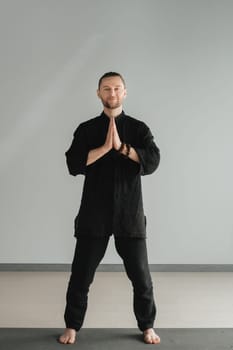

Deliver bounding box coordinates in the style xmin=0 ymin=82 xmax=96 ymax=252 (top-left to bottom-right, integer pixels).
xmin=86 ymin=117 xmax=114 ymax=166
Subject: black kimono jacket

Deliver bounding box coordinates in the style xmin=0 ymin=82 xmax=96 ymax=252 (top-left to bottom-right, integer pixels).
xmin=65 ymin=111 xmax=160 ymax=238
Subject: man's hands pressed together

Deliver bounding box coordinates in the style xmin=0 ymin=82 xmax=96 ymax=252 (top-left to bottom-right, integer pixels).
xmin=87 ymin=117 xmax=139 ymax=166
xmin=87 ymin=117 xmax=119 ymax=165
xmin=102 ymin=116 xmax=123 ymax=152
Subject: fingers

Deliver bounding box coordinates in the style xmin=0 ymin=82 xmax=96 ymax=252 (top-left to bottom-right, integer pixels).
xmin=112 ymin=118 xmax=121 ymax=150
xmin=107 ymin=117 xmax=113 ymax=136
xmin=108 ymin=117 xmax=114 ymax=139
xmin=110 ymin=116 xmax=115 ymax=131
xmin=105 ymin=117 xmax=121 ymax=151
xmin=104 ymin=117 xmax=113 ymax=151
xmin=111 ymin=117 xmax=117 ymax=134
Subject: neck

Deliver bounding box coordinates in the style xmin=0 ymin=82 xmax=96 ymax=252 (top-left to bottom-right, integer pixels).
xmin=103 ymin=106 xmax=123 ymax=118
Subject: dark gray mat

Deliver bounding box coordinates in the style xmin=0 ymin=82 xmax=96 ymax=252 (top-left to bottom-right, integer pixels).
xmin=0 ymin=328 xmax=232 ymax=350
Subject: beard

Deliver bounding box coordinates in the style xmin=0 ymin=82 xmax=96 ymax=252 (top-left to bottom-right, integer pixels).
xmin=101 ymin=98 xmax=122 ymax=109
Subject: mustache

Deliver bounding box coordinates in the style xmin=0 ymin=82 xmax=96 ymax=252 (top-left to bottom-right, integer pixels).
xmin=103 ymin=101 xmax=121 ymax=109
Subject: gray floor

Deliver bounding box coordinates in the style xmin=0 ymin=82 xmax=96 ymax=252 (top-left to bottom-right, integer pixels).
xmin=0 ymin=328 xmax=233 ymax=350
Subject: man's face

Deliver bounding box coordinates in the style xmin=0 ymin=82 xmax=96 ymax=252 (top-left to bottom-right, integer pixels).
xmin=97 ymin=76 xmax=127 ymax=109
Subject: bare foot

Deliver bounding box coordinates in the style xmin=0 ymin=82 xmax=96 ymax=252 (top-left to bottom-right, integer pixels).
xmin=143 ymin=328 xmax=160 ymax=344
xmin=58 ymin=328 xmax=76 ymax=344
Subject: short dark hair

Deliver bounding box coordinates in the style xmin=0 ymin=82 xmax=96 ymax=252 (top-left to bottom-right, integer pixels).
xmin=98 ymin=72 xmax=126 ymax=89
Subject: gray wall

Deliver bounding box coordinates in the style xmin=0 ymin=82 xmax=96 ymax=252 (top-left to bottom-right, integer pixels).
xmin=1 ymin=0 xmax=232 ymax=264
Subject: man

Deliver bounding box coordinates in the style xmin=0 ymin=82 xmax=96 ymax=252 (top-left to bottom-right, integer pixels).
xmin=59 ymin=72 xmax=161 ymax=345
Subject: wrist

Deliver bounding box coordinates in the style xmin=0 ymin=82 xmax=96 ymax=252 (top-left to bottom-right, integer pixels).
xmin=125 ymin=143 xmax=131 ymax=157
xmin=118 ymin=143 xmax=131 ymax=157
xmin=102 ymin=144 xmax=111 ymax=153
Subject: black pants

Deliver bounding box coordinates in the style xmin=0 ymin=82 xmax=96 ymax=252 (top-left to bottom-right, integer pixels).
xmin=64 ymin=236 xmax=156 ymax=332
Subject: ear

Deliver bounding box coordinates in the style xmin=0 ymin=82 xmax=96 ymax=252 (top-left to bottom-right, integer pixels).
xmin=97 ymin=89 xmax=100 ymax=98
xmin=124 ymin=89 xmax=127 ymax=98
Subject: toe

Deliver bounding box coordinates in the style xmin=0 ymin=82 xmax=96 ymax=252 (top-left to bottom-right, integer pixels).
xmin=152 ymin=335 xmax=161 ymax=344
xmin=58 ymin=336 xmax=66 ymax=344
xmin=143 ymin=329 xmax=160 ymax=344
xmin=58 ymin=329 xmax=76 ymax=345
xmin=68 ymin=337 xmax=75 ymax=344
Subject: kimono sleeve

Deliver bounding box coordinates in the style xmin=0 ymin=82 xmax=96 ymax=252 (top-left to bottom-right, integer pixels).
xmin=134 ymin=122 xmax=160 ymax=176
xmin=65 ymin=124 xmax=89 ymax=176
